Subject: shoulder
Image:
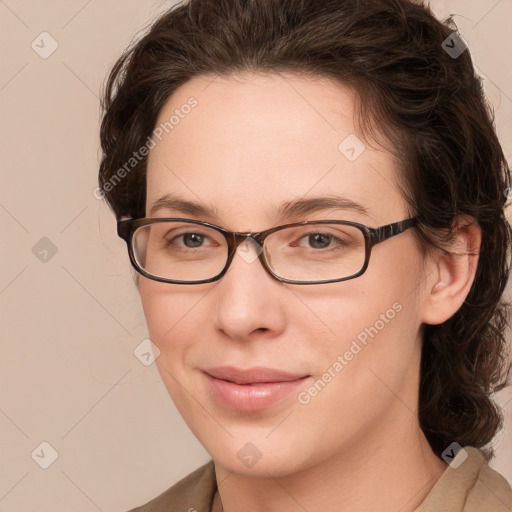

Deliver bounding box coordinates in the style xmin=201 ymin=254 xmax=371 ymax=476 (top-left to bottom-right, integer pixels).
xmin=416 ymin=446 xmax=512 ymax=512
xmin=466 ymin=447 xmax=512 ymax=511
xmin=126 ymin=460 xmax=217 ymax=512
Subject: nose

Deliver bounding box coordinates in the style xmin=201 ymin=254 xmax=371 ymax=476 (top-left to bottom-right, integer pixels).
xmin=212 ymin=238 xmax=287 ymax=341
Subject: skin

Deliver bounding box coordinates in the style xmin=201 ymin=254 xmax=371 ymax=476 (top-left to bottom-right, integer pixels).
xmin=139 ymin=72 xmax=481 ymax=512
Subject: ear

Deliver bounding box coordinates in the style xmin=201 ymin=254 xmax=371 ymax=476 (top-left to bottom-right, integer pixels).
xmin=421 ymin=215 xmax=481 ymax=325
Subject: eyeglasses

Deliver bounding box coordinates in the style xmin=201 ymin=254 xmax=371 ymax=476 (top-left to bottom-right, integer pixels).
xmin=117 ymin=217 xmax=418 ymax=285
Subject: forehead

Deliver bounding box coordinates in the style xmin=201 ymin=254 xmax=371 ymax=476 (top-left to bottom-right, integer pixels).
xmin=149 ymin=72 xmax=361 ymax=165
xmin=145 ymin=72 xmax=406 ymax=228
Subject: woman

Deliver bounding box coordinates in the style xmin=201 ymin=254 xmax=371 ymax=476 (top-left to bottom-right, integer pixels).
xmin=98 ymin=0 xmax=512 ymax=510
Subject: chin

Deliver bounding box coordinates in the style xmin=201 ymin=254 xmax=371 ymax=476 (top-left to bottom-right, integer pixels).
xmin=197 ymin=431 xmax=316 ymax=478
xmin=212 ymin=451 xmax=305 ymax=478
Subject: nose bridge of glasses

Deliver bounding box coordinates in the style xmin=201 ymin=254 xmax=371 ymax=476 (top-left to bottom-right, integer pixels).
xmin=232 ymin=233 xmax=264 ymax=261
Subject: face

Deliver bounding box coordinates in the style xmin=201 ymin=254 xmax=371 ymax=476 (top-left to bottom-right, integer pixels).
xmin=140 ymin=72 xmax=431 ymax=477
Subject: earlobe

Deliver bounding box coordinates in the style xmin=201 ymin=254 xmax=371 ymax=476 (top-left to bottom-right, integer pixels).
xmin=421 ymin=216 xmax=481 ymax=326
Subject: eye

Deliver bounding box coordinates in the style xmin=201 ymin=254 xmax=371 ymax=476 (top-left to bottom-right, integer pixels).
xmin=292 ymin=231 xmax=350 ymax=251
xmin=179 ymin=232 xmax=206 ymax=248
xmin=304 ymin=233 xmax=333 ymax=249
xmin=164 ymin=230 xmax=218 ymax=250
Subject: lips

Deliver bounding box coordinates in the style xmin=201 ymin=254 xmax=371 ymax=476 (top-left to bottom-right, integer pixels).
xmin=202 ymin=366 xmax=311 ymax=411
xmin=203 ymin=366 xmax=309 ymax=384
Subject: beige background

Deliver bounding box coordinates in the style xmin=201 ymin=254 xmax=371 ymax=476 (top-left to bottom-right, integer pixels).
xmin=0 ymin=1 xmax=511 ymax=510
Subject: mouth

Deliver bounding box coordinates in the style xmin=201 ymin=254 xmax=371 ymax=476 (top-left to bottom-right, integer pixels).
xmin=203 ymin=366 xmax=309 ymax=384
xmin=202 ymin=366 xmax=311 ymax=411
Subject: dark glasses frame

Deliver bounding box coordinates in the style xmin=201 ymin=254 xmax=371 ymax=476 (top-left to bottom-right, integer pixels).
xmin=117 ymin=217 xmax=418 ymax=285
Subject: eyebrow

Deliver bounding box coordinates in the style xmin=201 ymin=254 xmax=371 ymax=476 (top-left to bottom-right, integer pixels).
xmin=148 ymin=193 xmax=369 ymax=223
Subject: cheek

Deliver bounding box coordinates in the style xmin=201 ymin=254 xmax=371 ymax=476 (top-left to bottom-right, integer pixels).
xmin=294 ymin=288 xmax=417 ymax=391
xmin=138 ymin=280 xmax=220 ymax=372
xmin=292 ymin=251 xmax=425 ymax=392
xmin=139 ymin=280 xmax=169 ymax=341
xmin=138 ymin=281 xmax=199 ymax=406
xmin=138 ymin=280 xmax=194 ymax=357
xmin=295 ymin=272 xmax=418 ymax=351
xmin=288 ymin=292 xmax=422 ymax=451
xmin=139 ymin=280 xmax=197 ymax=334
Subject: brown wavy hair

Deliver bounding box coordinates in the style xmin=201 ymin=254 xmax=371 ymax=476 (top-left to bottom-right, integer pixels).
xmin=98 ymin=0 xmax=512 ymax=460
